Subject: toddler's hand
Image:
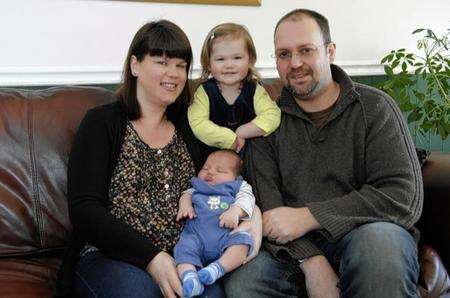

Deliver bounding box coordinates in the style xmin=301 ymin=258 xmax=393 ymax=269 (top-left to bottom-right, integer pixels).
xmin=219 ymin=206 xmax=241 ymax=229
xmin=233 ymin=136 xmax=246 ymax=153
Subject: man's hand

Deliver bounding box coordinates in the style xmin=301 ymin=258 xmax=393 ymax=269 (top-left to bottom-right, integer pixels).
xmin=176 ymin=193 xmax=196 ymax=221
xmin=300 ymin=255 xmax=340 ymax=298
xmin=263 ymin=206 xmax=320 ymax=244
xmin=219 ymin=205 xmax=243 ymax=229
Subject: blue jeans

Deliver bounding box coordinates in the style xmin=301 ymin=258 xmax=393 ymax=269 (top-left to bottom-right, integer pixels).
xmin=224 ymin=222 xmax=420 ymax=298
xmin=74 ymin=251 xmax=225 ymax=298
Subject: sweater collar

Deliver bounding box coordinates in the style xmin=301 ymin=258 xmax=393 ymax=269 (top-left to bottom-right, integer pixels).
xmin=278 ymin=64 xmax=360 ymax=121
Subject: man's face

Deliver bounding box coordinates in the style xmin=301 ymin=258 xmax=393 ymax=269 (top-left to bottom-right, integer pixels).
xmin=274 ymin=17 xmax=335 ymax=100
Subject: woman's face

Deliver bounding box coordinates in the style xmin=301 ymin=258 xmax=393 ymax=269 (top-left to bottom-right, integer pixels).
xmin=131 ymin=54 xmax=188 ymax=108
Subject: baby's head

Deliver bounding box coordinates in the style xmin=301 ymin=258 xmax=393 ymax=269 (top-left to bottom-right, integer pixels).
xmin=200 ymin=23 xmax=259 ymax=82
xmin=198 ymin=150 xmax=242 ymax=185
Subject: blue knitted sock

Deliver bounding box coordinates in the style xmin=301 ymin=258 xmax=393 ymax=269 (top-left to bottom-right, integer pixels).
xmin=198 ymin=261 xmax=225 ymax=285
xmin=181 ymin=270 xmax=204 ymax=298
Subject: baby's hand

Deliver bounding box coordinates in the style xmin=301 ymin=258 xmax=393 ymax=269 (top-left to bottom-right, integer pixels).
xmin=176 ymin=193 xmax=196 ymax=221
xmin=176 ymin=206 xmax=196 ymax=221
xmin=219 ymin=205 xmax=242 ymax=229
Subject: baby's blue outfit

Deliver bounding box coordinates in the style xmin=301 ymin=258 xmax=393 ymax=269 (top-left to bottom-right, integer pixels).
xmin=174 ymin=178 xmax=253 ymax=267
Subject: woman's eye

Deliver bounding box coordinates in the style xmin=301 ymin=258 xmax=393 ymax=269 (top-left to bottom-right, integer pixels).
xmin=157 ymin=60 xmax=167 ymax=65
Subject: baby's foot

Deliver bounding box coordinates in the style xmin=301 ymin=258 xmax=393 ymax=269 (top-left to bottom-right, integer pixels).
xmin=181 ymin=270 xmax=204 ymax=297
xmin=198 ymin=261 xmax=225 ymax=285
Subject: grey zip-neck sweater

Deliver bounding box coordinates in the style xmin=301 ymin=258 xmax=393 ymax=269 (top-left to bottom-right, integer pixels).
xmin=245 ymin=65 xmax=423 ymax=260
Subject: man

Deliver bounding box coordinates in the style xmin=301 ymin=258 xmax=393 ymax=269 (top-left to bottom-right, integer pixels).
xmin=224 ymin=9 xmax=422 ymax=298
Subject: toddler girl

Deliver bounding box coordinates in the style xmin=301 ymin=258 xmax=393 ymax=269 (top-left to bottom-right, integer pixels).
xmin=188 ymin=23 xmax=280 ymax=155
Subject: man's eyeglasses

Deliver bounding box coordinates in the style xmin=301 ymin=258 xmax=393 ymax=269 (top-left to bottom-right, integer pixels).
xmin=272 ymin=43 xmax=330 ymax=62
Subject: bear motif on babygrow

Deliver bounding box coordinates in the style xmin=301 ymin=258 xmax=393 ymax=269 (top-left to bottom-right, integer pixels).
xmin=207 ymin=196 xmax=221 ymax=210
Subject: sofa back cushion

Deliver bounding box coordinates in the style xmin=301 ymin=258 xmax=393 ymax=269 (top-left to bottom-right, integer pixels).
xmin=0 ymin=86 xmax=114 ymax=257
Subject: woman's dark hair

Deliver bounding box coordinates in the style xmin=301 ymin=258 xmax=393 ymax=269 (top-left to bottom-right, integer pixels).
xmin=116 ymin=20 xmax=193 ymax=120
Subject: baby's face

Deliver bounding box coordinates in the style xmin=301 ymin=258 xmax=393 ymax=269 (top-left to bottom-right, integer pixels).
xmin=198 ymin=153 xmax=238 ymax=185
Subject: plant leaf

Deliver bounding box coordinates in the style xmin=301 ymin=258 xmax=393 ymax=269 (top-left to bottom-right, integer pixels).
xmin=437 ymin=123 xmax=448 ymax=140
xmin=408 ymin=110 xmax=422 ymax=122
xmin=384 ymin=65 xmax=394 ymax=76
xmin=402 ymin=62 xmax=408 ymax=72
xmin=392 ymin=59 xmax=400 ymax=69
xmin=412 ymin=28 xmax=425 ymax=34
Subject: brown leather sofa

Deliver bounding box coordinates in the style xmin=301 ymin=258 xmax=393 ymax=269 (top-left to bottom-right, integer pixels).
xmin=0 ymin=81 xmax=449 ymax=297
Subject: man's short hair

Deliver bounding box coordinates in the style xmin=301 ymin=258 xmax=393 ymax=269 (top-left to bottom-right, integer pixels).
xmin=274 ymin=9 xmax=332 ymax=44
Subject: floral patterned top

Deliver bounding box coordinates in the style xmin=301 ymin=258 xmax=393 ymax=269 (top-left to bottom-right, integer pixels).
xmin=108 ymin=122 xmax=195 ymax=253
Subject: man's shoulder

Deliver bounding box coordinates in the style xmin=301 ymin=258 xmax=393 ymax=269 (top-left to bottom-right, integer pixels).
xmin=353 ymin=82 xmax=404 ymax=124
xmin=354 ymin=83 xmax=398 ymax=107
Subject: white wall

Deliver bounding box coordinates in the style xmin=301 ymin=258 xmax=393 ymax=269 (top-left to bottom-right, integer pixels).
xmin=0 ymin=0 xmax=448 ymax=86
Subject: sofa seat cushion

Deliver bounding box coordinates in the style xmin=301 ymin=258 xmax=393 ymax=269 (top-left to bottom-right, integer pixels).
xmin=0 ymin=256 xmax=61 ymax=297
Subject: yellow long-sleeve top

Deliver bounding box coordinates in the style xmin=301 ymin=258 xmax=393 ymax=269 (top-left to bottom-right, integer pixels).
xmin=188 ymin=82 xmax=281 ymax=149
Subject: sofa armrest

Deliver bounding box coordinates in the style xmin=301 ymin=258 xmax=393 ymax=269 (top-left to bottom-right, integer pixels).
xmin=419 ymin=152 xmax=450 ymax=271
xmin=419 ymin=244 xmax=450 ymax=298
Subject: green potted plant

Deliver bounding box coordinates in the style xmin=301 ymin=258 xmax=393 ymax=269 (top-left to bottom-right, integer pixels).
xmin=379 ymin=28 xmax=450 ymax=142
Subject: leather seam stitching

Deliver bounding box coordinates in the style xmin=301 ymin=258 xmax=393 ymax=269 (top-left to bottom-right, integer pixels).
xmin=27 ymin=99 xmax=44 ymax=248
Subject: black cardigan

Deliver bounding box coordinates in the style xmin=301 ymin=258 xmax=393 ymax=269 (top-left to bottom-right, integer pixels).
xmin=56 ymin=100 xmax=205 ymax=296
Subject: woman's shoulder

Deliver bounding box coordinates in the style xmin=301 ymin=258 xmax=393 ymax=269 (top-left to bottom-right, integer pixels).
xmin=85 ymin=100 xmax=126 ymax=124
xmin=86 ymin=100 xmax=124 ymax=119
xmin=167 ymin=100 xmax=189 ymax=122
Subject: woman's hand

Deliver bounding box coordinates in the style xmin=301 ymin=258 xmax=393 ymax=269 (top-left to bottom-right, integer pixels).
xmin=146 ymin=251 xmax=182 ymax=298
xmin=231 ymin=206 xmax=262 ymax=263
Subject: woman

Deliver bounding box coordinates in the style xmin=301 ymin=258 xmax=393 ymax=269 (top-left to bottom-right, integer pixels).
xmin=55 ymin=20 xmax=261 ymax=298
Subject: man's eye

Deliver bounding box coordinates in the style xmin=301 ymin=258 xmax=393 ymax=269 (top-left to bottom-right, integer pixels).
xmin=300 ymin=47 xmax=314 ymax=54
xmin=277 ymin=52 xmax=290 ymax=59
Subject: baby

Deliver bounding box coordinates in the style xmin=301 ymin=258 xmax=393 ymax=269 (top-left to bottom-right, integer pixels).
xmin=174 ymin=150 xmax=255 ymax=297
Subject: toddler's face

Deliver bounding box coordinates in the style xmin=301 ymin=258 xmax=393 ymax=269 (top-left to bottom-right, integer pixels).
xmin=209 ymin=36 xmax=251 ymax=88
xmin=198 ymin=153 xmax=238 ymax=185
